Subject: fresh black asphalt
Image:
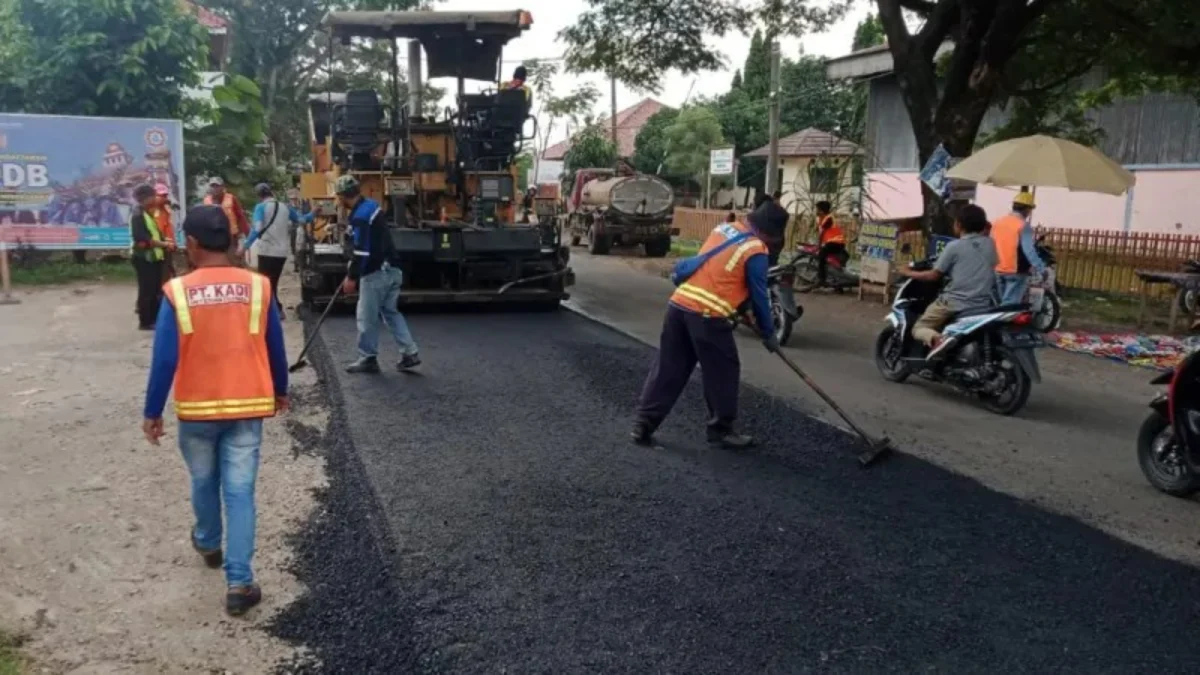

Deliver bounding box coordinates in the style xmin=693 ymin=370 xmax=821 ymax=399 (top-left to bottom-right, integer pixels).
xmin=271 ymin=308 xmax=1200 ymax=673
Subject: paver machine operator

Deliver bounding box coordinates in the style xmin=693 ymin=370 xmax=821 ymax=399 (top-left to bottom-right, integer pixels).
xmin=295 ymin=9 xmax=573 ymax=309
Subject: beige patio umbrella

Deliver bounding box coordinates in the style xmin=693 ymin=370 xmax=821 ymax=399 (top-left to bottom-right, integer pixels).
xmin=945 ymin=134 xmax=1135 ymax=195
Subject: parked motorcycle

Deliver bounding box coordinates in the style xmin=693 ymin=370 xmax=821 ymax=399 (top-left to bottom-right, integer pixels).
xmin=1028 ymin=235 xmax=1062 ymax=333
xmin=1138 ymin=350 xmax=1200 ymax=497
xmin=792 ymin=242 xmax=859 ymax=293
xmin=1174 ymin=259 xmax=1200 ymax=316
xmin=766 ymin=259 xmax=804 ymax=345
xmin=874 ymin=256 xmax=1044 ymax=415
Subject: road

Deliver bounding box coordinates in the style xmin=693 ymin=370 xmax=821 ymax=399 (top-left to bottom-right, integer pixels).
xmin=567 ymin=252 xmax=1200 ymax=566
xmin=274 ymin=280 xmax=1200 ymax=672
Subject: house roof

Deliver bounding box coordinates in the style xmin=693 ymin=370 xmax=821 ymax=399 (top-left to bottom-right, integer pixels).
xmin=825 ymin=42 xmax=952 ymax=80
xmin=541 ymin=98 xmax=669 ymax=161
xmin=183 ymin=1 xmax=229 ymax=31
xmin=744 ymin=127 xmax=862 ymax=158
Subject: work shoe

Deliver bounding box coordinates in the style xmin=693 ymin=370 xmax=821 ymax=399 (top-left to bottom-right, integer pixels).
xmin=225 ymin=584 xmax=262 ymax=617
xmin=631 ymin=421 xmax=657 ymax=447
xmin=707 ymin=431 xmax=755 ymax=450
xmin=191 ymin=531 xmax=223 ymax=569
xmin=397 ymin=353 xmax=422 ymax=372
xmin=346 ymin=357 xmax=381 ymax=374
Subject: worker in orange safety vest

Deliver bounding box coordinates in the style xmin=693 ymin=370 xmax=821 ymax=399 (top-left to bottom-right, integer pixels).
xmin=141 ymin=204 xmax=289 ymax=617
xmin=153 ymin=183 xmax=177 ymax=281
xmin=203 ymin=177 xmax=250 ymax=252
xmin=989 ymin=191 xmax=1046 ymax=305
xmin=632 ymin=210 xmax=779 ymax=450
xmin=815 ymin=200 xmax=847 ymax=286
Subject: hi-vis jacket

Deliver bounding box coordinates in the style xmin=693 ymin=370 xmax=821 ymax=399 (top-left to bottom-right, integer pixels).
xmin=670 ymin=221 xmax=768 ymax=321
xmin=163 ymin=267 xmax=277 ymax=421
xmin=818 ymin=214 xmax=846 ymax=245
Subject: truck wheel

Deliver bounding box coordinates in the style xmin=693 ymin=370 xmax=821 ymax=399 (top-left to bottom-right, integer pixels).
xmin=644 ymin=236 xmax=671 ymax=258
xmin=586 ymin=225 xmax=611 ymax=255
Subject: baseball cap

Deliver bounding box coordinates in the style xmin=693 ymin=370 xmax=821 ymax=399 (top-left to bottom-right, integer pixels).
xmin=182 ymin=205 xmax=232 ymax=252
xmin=208 ymin=176 xmax=224 ymax=187
xmin=154 ymin=183 xmax=170 ymax=196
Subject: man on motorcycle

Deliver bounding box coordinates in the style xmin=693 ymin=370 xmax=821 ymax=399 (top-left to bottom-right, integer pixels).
xmin=990 ymin=191 xmax=1046 ymax=305
xmin=900 ymin=204 xmax=999 ymax=352
xmin=752 ymin=190 xmax=789 ymax=266
xmin=815 ymin=201 xmax=847 ymax=285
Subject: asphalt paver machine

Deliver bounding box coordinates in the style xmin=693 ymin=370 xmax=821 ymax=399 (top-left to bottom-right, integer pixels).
xmin=295 ymin=9 xmax=573 ymax=308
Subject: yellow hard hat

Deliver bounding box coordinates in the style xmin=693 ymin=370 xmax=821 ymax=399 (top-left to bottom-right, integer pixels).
xmin=1013 ymin=191 xmax=1036 ymax=208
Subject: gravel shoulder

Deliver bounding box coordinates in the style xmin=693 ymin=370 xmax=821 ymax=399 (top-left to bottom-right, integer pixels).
xmin=0 ymin=272 xmax=328 ymax=674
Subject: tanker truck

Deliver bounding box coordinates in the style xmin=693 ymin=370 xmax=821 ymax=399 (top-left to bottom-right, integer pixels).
xmin=561 ymin=168 xmax=677 ymax=257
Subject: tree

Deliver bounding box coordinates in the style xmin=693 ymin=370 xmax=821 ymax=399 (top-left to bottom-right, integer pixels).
xmin=741 ymin=30 xmax=770 ymax=99
xmin=185 ymin=74 xmax=270 ymax=203
xmin=663 ymin=106 xmax=726 ymax=181
xmin=563 ymin=125 xmax=618 ymax=175
xmin=631 ymin=108 xmax=681 ymax=176
xmin=559 ymin=0 xmax=850 ymax=93
xmin=522 ymin=58 xmax=601 ymax=183
xmin=3 ymin=0 xmax=207 ymax=119
xmin=851 ymin=12 xmax=885 ymax=51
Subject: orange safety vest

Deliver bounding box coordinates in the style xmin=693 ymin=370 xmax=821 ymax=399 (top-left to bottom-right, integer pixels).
xmin=990 ymin=213 xmax=1025 ymax=274
xmin=154 ymin=206 xmax=174 ymax=246
xmin=203 ymin=193 xmax=239 ymax=236
xmin=670 ymin=221 xmax=767 ymax=318
xmin=818 ymin=214 xmax=845 ymax=245
xmin=163 ymin=267 xmax=276 ymax=421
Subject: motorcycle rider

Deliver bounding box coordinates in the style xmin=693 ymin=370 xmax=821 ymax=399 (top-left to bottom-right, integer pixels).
xmin=990 ymin=191 xmax=1046 ymax=305
xmin=900 ymin=204 xmax=999 ymax=355
xmin=815 ymin=201 xmax=847 ymax=286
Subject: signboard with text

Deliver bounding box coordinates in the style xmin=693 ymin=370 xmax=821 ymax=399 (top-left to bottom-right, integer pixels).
xmin=858 ymin=221 xmax=899 ymax=262
xmin=0 ymin=113 xmax=186 ymax=250
xmin=932 ymin=234 xmax=957 ymax=259
xmin=709 ymin=147 xmax=735 ymax=176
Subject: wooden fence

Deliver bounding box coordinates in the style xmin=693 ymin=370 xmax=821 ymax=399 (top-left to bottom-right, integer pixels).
xmin=671 ymin=207 xmax=1200 ymax=298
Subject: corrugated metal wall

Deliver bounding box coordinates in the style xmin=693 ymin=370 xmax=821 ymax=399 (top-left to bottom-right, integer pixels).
xmin=865 ymin=75 xmax=1200 ymax=170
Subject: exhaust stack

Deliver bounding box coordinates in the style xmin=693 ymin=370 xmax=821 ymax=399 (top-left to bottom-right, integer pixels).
xmin=407 ymin=39 xmax=423 ymax=119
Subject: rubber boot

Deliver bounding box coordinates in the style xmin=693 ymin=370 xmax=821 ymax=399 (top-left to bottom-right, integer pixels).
xmin=345 ymin=356 xmax=381 ymax=374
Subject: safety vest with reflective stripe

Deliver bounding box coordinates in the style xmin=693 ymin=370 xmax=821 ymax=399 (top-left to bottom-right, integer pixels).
xmin=500 ymin=80 xmax=531 ymax=101
xmin=131 ymin=211 xmax=166 ymax=261
xmin=669 ymin=221 xmax=767 ymax=319
xmin=990 ymin=213 xmax=1027 ymax=274
xmin=163 ymin=267 xmax=275 ymax=421
xmin=203 ymin=192 xmax=239 ymax=237
xmin=818 ymin=214 xmax=845 ymax=245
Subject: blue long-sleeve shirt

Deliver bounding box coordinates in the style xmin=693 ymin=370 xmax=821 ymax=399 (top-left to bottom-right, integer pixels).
xmin=143 ymin=297 xmax=289 ymax=419
xmin=1016 ymin=215 xmax=1045 ymax=273
xmin=744 ymin=254 xmax=774 ymax=336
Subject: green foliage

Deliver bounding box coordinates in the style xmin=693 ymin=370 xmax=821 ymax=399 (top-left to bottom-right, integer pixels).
xmin=2 ymin=0 xmax=207 ymax=119
xmin=515 ymin=153 xmax=533 ymax=191
xmin=741 ymin=29 xmax=770 ymax=99
xmin=851 ymin=12 xmax=885 ymax=51
xmin=563 ymin=125 xmax=618 ymax=175
xmin=663 ymin=106 xmax=726 ymax=179
xmin=185 ymin=74 xmax=268 ymax=202
xmin=631 ymin=108 xmax=681 ymax=175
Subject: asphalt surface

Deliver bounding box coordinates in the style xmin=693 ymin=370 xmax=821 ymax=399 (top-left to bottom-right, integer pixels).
xmin=275 ymin=307 xmax=1200 ymax=673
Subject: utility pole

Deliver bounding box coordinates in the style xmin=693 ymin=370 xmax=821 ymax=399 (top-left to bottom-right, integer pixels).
xmin=610 ymin=75 xmax=619 ymax=148
xmin=766 ymin=39 xmax=782 ymax=195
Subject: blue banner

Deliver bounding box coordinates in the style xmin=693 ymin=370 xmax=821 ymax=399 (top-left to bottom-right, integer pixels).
xmin=0 ymin=113 xmax=185 ymax=250
xmin=931 ymin=234 xmax=957 ymax=258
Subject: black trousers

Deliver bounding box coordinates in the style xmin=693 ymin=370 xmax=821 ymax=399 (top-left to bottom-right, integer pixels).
xmin=817 ymin=242 xmax=847 ymax=283
xmin=636 ymin=305 xmax=741 ymax=435
xmin=133 ymin=257 xmax=165 ymax=328
xmin=256 ymin=255 xmax=287 ymax=311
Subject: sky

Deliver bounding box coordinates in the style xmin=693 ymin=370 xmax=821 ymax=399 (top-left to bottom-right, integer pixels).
xmin=432 ymin=0 xmax=875 ymax=147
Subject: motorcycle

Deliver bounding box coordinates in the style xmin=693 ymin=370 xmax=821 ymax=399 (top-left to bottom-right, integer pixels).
xmin=1028 ymin=236 xmax=1062 ymax=333
xmin=874 ymin=255 xmax=1044 ymax=415
xmin=1174 ymin=259 xmax=1200 ymax=316
xmin=1138 ymin=350 xmax=1200 ymax=497
xmin=792 ymin=242 xmax=859 ymax=293
xmin=766 ymin=259 xmax=804 ymax=346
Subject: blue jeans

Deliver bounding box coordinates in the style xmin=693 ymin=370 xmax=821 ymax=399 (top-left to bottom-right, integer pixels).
xmin=997 ymin=274 xmax=1029 ymax=305
xmin=178 ymin=419 xmax=262 ymax=588
xmin=357 ymin=265 xmax=419 ymax=359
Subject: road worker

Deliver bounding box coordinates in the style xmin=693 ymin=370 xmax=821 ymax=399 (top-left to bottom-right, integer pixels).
xmin=129 ymin=183 xmax=170 ymax=330
xmin=815 ymin=200 xmax=847 ymax=286
xmin=334 ymin=175 xmax=422 ymax=374
xmin=632 ymin=210 xmax=779 ymax=449
xmin=499 ymin=65 xmax=532 ymax=102
xmin=141 ymin=204 xmax=289 ymax=617
xmin=153 ymin=183 xmax=177 ymax=281
xmin=203 ymin=177 xmax=250 ymax=254
xmin=990 ymin=191 xmax=1045 ymax=305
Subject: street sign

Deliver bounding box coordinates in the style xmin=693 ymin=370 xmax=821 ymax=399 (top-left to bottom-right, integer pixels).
xmin=709 ymin=147 xmax=735 ymax=176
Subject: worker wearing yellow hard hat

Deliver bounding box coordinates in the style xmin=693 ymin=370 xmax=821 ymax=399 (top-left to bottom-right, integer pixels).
xmin=990 ymin=190 xmax=1047 ymax=305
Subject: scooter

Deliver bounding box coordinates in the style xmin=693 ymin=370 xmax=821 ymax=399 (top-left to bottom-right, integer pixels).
xmin=1028 ymin=236 xmax=1062 ymax=333
xmin=792 ymin=242 xmax=859 ymax=293
xmin=1138 ymin=349 xmax=1200 ymax=497
xmin=874 ymin=256 xmax=1044 ymax=416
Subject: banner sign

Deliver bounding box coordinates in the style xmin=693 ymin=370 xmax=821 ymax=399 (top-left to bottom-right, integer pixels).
xmin=931 ymin=234 xmax=957 ymax=258
xmin=709 ymin=147 xmax=735 ymax=176
xmin=0 ymin=113 xmax=185 ymax=250
xmin=858 ymin=221 xmax=899 ymax=261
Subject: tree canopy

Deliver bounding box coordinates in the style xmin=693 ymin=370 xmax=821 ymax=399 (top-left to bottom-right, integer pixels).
xmin=563 ymin=125 xmax=619 ymax=175
xmin=662 ymin=106 xmax=727 ymax=179
xmin=630 ymin=108 xmax=682 ymax=176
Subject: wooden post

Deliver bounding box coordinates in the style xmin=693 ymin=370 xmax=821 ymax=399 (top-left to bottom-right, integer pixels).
xmin=0 ymin=241 xmax=20 ymax=305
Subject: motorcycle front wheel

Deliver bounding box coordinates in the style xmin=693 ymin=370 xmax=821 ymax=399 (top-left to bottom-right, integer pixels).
xmin=1137 ymin=411 xmax=1200 ymax=497
xmin=771 ymin=291 xmax=795 ymax=346
xmin=873 ymin=325 xmax=910 ymax=383
xmin=980 ymin=347 xmax=1032 ymax=415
